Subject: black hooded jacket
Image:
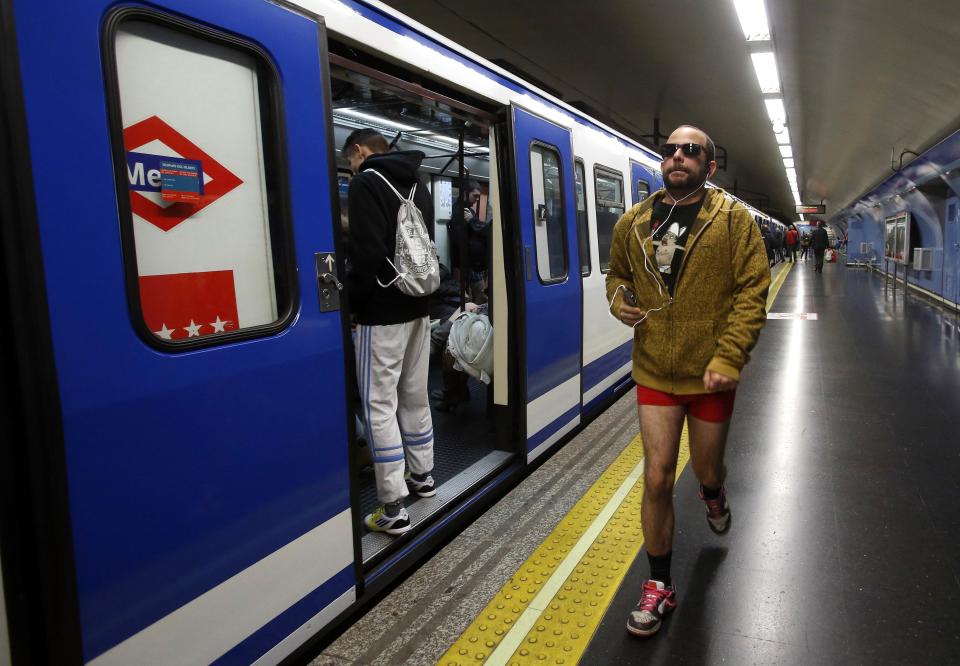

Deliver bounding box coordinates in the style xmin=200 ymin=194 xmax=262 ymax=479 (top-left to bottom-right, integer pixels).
xmin=811 ymin=226 xmax=829 ymax=251
xmin=346 ymin=150 xmax=434 ymax=325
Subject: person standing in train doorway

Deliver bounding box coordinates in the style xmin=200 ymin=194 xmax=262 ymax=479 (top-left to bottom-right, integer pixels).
xmin=811 ymin=220 xmax=830 ymax=273
xmin=605 ymin=125 xmax=770 ymax=637
xmin=343 ymin=128 xmax=437 ymax=536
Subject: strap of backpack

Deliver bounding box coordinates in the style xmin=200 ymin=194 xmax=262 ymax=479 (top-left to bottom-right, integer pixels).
xmin=366 ymin=169 xmax=416 ymax=202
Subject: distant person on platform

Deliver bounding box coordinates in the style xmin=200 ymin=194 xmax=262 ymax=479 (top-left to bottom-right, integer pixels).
xmin=785 ymin=224 xmax=799 ymax=262
xmin=761 ymin=225 xmax=774 ymax=267
xmin=343 ymin=128 xmax=438 ymax=536
xmin=606 ymin=125 xmax=770 ymax=638
xmin=811 ymin=220 xmax=830 ymax=273
xmin=799 ymin=231 xmax=811 ymax=260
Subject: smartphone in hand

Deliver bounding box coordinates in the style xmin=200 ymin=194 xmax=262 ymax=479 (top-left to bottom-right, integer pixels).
xmin=622 ymin=288 xmax=638 ymax=307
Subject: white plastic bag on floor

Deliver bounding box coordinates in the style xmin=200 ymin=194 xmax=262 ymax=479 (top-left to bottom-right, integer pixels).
xmin=447 ymin=312 xmax=493 ymax=384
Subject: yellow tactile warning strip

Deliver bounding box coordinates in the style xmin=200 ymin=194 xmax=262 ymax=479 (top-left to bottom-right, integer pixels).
xmin=766 ymin=261 xmax=792 ymax=311
xmin=438 ymin=429 xmax=690 ymax=666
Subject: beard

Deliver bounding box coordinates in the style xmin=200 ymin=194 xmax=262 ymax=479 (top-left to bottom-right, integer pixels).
xmin=664 ymin=164 xmax=709 ymax=200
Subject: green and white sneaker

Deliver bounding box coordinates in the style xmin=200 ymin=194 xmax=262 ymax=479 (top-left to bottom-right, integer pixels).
xmin=364 ymin=505 xmax=411 ymax=535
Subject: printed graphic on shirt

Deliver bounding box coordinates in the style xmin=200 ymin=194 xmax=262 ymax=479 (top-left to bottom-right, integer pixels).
xmin=653 ymin=222 xmax=688 ymax=274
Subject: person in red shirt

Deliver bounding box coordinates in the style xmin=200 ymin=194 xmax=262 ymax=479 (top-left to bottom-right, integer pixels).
xmin=785 ymin=225 xmax=799 ymax=262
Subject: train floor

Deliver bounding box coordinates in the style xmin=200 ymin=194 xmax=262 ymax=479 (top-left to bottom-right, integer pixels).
xmin=313 ymin=256 xmax=960 ymax=665
xmin=357 ymin=368 xmax=496 ymax=521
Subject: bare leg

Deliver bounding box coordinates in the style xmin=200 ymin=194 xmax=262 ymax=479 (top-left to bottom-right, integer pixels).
xmin=687 ymin=414 xmax=732 ymax=490
xmin=639 ymin=403 xmax=686 ymax=556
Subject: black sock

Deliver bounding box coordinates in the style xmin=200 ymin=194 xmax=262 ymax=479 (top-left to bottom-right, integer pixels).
xmin=701 ymin=484 xmax=721 ymax=499
xmin=385 ymin=500 xmax=403 ymax=518
xmin=647 ymin=551 xmax=672 ymax=588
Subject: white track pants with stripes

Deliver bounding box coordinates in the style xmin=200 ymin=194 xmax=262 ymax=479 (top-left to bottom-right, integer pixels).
xmin=355 ymin=317 xmax=434 ymax=504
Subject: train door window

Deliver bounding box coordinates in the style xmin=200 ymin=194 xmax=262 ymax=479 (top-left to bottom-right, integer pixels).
xmin=636 ymin=179 xmax=650 ymax=205
xmin=574 ymin=159 xmax=591 ymax=276
xmin=595 ymin=166 xmax=625 ymax=272
xmin=106 ymin=17 xmax=293 ymax=348
xmin=530 ymin=144 xmax=568 ymax=282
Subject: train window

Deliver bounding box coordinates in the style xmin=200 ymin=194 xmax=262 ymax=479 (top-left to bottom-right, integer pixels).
xmin=574 ymin=159 xmax=591 ymax=276
xmin=105 ymin=16 xmax=294 ymax=349
xmin=595 ymin=165 xmax=625 ymax=272
xmin=530 ymin=143 xmax=568 ymax=282
xmin=637 ymin=179 xmax=650 ymax=204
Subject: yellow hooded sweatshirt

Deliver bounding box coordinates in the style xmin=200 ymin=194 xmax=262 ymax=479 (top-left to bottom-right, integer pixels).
xmin=605 ymin=187 xmax=771 ymax=394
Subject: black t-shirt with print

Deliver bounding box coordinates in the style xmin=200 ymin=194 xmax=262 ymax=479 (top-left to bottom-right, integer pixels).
xmin=650 ymin=198 xmax=704 ymax=297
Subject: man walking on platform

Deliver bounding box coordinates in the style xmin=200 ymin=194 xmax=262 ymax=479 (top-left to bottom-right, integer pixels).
xmin=811 ymin=220 xmax=830 ymax=273
xmin=605 ymin=125 xmax=770 ymax=638
xmin=343 ymin=128 xmax=438 ymax=535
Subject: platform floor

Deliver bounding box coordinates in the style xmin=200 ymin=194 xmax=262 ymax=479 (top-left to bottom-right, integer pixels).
xmin=313 ymin=258 xmax=960 ymax=665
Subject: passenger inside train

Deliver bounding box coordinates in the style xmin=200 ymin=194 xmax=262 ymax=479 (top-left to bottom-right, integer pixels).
xmin=329 ymin=44 xmax=507 ymax=560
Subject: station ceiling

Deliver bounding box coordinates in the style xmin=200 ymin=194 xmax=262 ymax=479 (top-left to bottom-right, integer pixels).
xmin=379 ymin=0 xmax=960 ymax=222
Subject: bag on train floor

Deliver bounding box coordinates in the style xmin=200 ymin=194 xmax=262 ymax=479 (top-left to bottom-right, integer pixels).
xmin=447 ymin=311 xmax=493 ymax=384
xmin=367 ymin=168 xmax=440 ymax=297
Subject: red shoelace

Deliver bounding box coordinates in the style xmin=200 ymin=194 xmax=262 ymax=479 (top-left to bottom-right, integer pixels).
xmin=639 ymin=582 xmax=669 ymax=612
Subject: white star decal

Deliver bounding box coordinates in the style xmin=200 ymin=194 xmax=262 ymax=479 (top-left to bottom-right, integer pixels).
xmin=210 ymin=316 xmax=232 ymax=333
xmin=154 ymin=323 xmax=174 ymax=340
xmin=184 ymin=320 xmax=203 ymax=337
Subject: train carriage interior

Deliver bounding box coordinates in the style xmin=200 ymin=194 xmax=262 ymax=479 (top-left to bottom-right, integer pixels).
xmin=328 ymin=43 xmax=515 ymax=564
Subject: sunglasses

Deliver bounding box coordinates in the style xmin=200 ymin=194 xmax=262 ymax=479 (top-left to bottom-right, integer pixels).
xmin=659 ymin=143 xmax=706 ymax=159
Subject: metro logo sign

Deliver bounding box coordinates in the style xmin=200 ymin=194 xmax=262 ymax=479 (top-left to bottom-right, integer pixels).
xmin=124 ymin=116 xmax=242 ymax=232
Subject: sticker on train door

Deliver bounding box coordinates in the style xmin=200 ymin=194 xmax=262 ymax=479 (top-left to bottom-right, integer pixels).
xmin=124 ymin=115 xmax=242 ymax=231
xmin=139 ymin=270 xmax=239 ymax=340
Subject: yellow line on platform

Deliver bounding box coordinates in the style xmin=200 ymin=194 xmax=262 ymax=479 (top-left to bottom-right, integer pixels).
xmin=438 ymin=430 xmax=690 ymax=666
xmin=766 ymin=261 xmax=792 ymax=312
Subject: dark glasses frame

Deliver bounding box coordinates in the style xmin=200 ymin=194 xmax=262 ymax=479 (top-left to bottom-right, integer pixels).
xmin=659 ymin=143 xmax=706 ymax=159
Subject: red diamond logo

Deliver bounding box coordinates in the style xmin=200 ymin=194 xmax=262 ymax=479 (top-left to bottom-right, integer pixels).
xmin=123 ymin=116 xmax=243 ymax=232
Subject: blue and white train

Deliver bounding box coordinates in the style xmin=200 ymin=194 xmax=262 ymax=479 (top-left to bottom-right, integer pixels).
xmin=0 ymin=0 xmax=779 ymax=663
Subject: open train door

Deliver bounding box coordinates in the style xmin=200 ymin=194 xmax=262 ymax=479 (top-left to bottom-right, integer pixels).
xmin=509 ymin=105 xmax=583 ymax=462
xmin=2 ymin=1 xmax=356 ymax=663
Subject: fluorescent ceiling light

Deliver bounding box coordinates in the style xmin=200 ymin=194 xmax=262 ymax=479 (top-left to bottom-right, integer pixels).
xmin=783 ymin=158 xmax=794 ymax=168
xmin=732 ymin=0 xmax=771 ymax=41
xmin=779 ymin=145 xmax=793 ymax=158
xmin=751 ymin=52 xmax=780 ymax=93
xmin=774 ymin=126 xmax=791 ymax=145
xmin=765 ymin=98 xmax=786 ymax=125
xmin=334 ymin=108 xmax=418 ymax=132
xmin=793 ymin=192 xmax=802 ymax=205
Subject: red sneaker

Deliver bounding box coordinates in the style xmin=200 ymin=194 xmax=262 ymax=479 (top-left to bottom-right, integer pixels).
xmin=699 ymin=485 xmax=731 ymax=534
xmin=626 ymin=579 xmax=677 ymax=637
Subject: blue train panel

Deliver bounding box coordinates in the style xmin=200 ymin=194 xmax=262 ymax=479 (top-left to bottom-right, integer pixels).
xmin=11 ymin=0 xmax=355 ymax=662
xmin=510 ymin=106 xmax=583 ymax=456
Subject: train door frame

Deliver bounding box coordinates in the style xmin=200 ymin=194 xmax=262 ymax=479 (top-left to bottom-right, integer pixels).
xmin=506 ymin=104 xmax=583 ymax=463
xmin=0 ymin=1 xmax=82 ymax=661
xmin=324 ymin=46 xmax=524 ymax=574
